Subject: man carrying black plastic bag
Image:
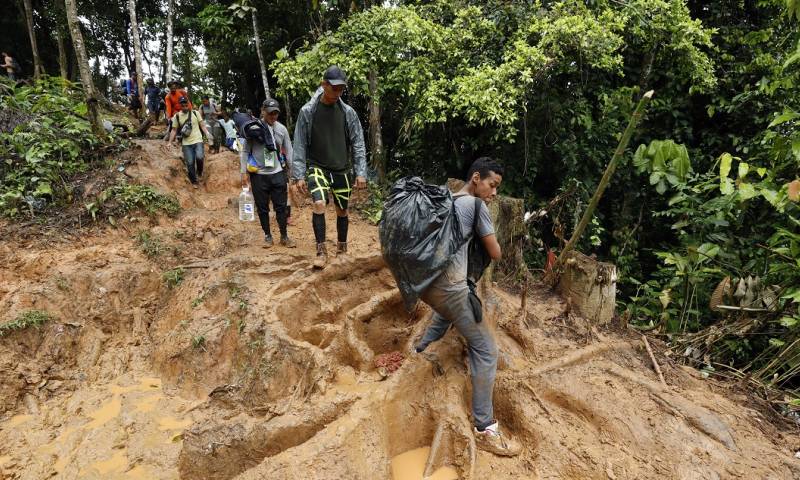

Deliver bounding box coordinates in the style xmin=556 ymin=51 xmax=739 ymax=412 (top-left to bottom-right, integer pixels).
xmin=401 ymin=158 xmax=521 ymax=457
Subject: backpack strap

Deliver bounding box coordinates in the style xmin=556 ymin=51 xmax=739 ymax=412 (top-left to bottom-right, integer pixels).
xmin=472 ymin=197 xmax=481 ymax=239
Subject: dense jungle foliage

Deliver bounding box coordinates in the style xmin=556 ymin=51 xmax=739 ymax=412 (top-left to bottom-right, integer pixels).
xmin=2 ymin=0 xmax=799 ymax=397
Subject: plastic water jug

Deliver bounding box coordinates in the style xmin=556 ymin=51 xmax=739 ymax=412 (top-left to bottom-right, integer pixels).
xmin=238 ymin=186 xmax=255 ymax=221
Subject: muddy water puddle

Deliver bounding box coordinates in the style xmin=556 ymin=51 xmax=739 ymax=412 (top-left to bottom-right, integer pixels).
xmin=391 ymin=447 xmax=459 ymax=480
xmin=0 ymin=375 xmax=190 ymax=479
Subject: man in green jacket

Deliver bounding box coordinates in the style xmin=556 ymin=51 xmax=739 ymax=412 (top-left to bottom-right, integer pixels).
xmin=291 ymin=66 xmax=367 ymax=269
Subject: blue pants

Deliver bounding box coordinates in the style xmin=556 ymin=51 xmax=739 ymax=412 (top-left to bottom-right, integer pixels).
xmin=417 ymin=286 xmax=498 ymax=430
xmin=182 ymin=142 xmax=205 ymax=184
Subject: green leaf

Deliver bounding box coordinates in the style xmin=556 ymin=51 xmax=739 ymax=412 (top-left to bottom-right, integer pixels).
xmin=720 ymin=177 xmax=735 ymax=195
xmin=756 ymin=167 xmax=767 ymax=177
xmin=780 ymin=316 xmax=798 ymax=328
xmin=782 ymin=289 xmax=800 ymax=303
xmin=769 ymin=338 xmax=786 ymax=348
xmin=737 ymin=162 xmax=749 ymax=178
xmin=719 ymin=153 xmax=732 ymax=178
xmin=34 ymin=182 xmax=52 ymax=196
xmin=768 ymin=111 xmax=800 ymax=128
xmin=738 ymin=182 xmax=758 ymax=200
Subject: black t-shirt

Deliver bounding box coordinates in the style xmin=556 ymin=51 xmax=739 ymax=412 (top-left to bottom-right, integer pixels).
xmin=308 ymin=101 xmax=348 ymax=173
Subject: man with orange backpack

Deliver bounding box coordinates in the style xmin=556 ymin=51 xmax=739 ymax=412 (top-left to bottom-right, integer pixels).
xmin=164 ymin=79 xmax=192 ymax=140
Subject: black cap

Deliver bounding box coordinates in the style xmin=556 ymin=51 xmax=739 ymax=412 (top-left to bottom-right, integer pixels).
xmin=323 ymin=65 xmax=347 ymax=86
xmin=178 ymin=96 xmax=189 ymax=104
xmin=262 ymin=98 xmax=280 ymax=112
xmin=168 ymin=78 xmax=183 ymax=87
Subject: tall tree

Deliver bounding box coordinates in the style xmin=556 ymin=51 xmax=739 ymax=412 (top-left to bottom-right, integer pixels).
xmin=20 ymin=0 xmax=44 ymax=78
xmin=252 ymin=8 xmax=270 ymax=98
xmin=63 ymin=0 xmax=103 ymax=135
xmin=127 ymin=0 xmax=145 ymax=116
xmin=165 ymin=0 xmax=174 ymax=83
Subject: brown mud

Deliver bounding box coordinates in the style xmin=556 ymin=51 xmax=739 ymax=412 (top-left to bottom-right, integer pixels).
xmin=1 ymin=139 xmax=799 ymax=479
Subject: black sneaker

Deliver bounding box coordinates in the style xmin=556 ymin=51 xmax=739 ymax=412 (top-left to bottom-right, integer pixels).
xmin=264 ymin=234 xmax=274 ymax=247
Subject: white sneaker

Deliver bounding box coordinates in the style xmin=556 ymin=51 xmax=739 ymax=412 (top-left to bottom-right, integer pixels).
xmin=474 ymin=421 xmax=522 ymax=457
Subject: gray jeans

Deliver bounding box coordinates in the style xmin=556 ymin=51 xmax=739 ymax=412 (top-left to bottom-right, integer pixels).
xmin=417 ymin=286 xmax=497 ymax=430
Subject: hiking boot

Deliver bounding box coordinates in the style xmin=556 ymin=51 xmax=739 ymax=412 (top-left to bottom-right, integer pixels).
xmin=264 ymin=234 xmax=274 ymax=247
xmin=192 ymin=183 xmax=199 ymax=190
xmin=280 ymin=236 xmax=297 ymax=248
xmin=313 ymin=243 xmax=328 ymax=269
xmin=336 ymin=242 xmax=348 ymax=255
xmin=474 ymin=422 xmax=522 ymax=457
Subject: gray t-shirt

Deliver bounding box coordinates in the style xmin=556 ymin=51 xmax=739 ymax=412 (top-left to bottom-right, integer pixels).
xmin=239 ymin=124 xmax=282 ymax=176
xmin=271 ymin=121 xmax=293 ymax=166
xmin=431 ymin=193 xmax=494 ymax=293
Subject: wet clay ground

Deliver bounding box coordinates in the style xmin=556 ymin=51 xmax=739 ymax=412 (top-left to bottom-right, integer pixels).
xmin=1 ymin=139 xmax=800 ymax=479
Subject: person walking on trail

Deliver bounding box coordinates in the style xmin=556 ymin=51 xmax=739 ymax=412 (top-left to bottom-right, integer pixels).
xmin=291 ymin=65 xmax=367 ymax=269
xmin=125 ymin=73 xmax=143 ymax=119
xmin=412 ymin=157 xmax=522 ymax=457
xmin=145 ymin=79 xmax=162 ymax=123
xmin=200 ymin=96 xmax=222 ymax=153
xmin=240 ymin=100 xmax=297 ymax=248
xmin=167 ymin=96 xmax=210 ymax=189
xmin=1 ymin=52 xmax=20 ymax=81
xmin=262 ymin=98 xmax=296 ymax=226
xmin=217 ymin=110 xmax=238 ymax=151
xmin=164 ymin=79 xmax=192 ymax=140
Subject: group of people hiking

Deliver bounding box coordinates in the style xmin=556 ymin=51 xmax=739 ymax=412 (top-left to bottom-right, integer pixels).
xmin=160 ymin=64 xmax=520 ymax=457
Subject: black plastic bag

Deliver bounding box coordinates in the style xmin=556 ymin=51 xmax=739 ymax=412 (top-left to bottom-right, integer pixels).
xmin=379 ymin=176 xmax=464 ymax=310
xmin=231 ymin=112 xmax=276 ymax=151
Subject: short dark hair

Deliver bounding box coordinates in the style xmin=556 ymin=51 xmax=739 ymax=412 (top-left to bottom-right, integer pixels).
xmin=466 ymin=157 xmax=504 ymax=181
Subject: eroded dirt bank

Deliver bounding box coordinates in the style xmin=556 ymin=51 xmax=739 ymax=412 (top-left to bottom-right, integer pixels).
xmin=1 ymin=140 xmax=799 ymax=479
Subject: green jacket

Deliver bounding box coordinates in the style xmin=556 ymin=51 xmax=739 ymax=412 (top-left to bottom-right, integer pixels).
xmin=291 ymin=88 xmax=367 ymax=180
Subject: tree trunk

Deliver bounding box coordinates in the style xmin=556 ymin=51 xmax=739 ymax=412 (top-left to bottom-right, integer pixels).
xmin=165 ymin=0 xmax=174 ymax=83
xmin=183 ymin=50 xmax=192 ymax=96
xmin=64 ymin=0 xmax=103 ymax=135
xmin=556 ymin=251 xmax=617 ymax=325
xmin=368 ymin=70 xmax=385 ymax=181
xmin=56 ymin=30 xmax=68 ymax=80
xmin=283 ymin=93 xmax=293 ymax=131
xmin=252 ymin=9 xmax=270 ymax=99
xmin=127 ymin=0 xmax=145 ymax=117
xmin=21 ymin=0 xmax=44 ymax=78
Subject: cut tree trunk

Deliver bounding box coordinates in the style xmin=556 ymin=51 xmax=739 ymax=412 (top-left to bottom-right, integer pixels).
xmin=127 ymin=0 xmax=145 ymax=117
xmin=252 ymin=9 xmax=270 ymax=98
xmin=368 ymin=70 xmax=385 ymax=181
xmin=21 ymin=0 xmax=44 ymax=78
xmin=64 ymin=0 xmax=103 ymax=135
xmin=165 ymin=0 xmax=174 ymax=83
xmin=556 ymin=251 xmax=617 ymax=325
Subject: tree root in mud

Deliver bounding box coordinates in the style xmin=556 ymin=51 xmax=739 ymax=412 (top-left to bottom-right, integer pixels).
xmin=522 ymin=340 xmax=633 ymax=378
xmin=602 ymin=361 xmax=738 ymax=451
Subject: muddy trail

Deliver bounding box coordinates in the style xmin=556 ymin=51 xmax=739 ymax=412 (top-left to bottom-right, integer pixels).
xmin=1 ymin=139 xmax=799 ymax=479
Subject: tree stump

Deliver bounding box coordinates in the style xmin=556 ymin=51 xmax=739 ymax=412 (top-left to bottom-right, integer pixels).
xmin=556 ymin=251 xmax=617 ymax=325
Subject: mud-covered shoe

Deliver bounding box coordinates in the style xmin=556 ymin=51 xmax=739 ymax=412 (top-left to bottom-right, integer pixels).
xmin=474 ymin=422 xmax=522 ymax=457
xmin=280 ymin=235 xmax=297 ymax=248
xmin=313 ymin=243 xmax=328 ymax=269
xmin=264 ymin=234 xmax=274 ymax=247
xmin=336 ymin=242 xmax=348 ymax=255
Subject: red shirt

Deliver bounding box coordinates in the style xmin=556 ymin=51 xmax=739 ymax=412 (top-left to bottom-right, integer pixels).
xmin=165 ymin=89 xmax=192 ymax=119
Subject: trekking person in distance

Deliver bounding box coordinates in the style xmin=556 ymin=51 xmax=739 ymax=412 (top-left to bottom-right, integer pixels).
xmin=412 ymin=157 xmax=522 ymax=457
xmin=164 ymin=79 xmax=191 ymax=140
xmin=262 ymin=98 xmax=296 ymax=226
xmin=200 ymin=95 xmax=222 ymax=154
xmin=145 ymin=78 xmax=162 ymax=123
xmin=1 ymin=52 xmax=20 ymax=81
xmin=166 ymin=96 xmax=209 ymax=189
xmin=217 ymin=110 xmax=238 ymax=151
xmin=291 ymin=65 xmax=367 ymax=268
xmin=240 ymin=100 xmax=296 ymax=248
xmin=126 ymin=72 xmax=142 ymax=119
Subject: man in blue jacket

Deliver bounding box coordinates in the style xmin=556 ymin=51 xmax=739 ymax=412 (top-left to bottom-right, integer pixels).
xmin=291 ymin=66 xmax=367 ymax=269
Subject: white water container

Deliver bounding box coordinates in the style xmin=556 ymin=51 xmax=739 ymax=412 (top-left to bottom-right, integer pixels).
xmin=239 ymin=186 xmax=255 ymax=221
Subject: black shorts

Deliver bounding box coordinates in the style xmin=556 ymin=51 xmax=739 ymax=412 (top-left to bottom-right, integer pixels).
xmin=307 ymin=166 xmax=352 ymax=210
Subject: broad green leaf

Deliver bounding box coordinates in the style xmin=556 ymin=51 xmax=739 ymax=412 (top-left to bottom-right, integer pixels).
xmin=756 ymin=167 xmax=767 ymax=177
xmin=782 ymin=289 xmax=800 ymax=303
xmin=737 ymin=162 xmax=749 ymax=178
xmin=768 ymin=111 xmax=800 ymax=128
xmin=719 ymin=153 xmax=732 ymax=178
xmin=780 ymin=316 xmax=798 ymax=328
xmin=34 ymin=182 xmax=52 ymax=196
xmin=738 ymin=182 xmax=758 ymax=200
xmin=769 ymin=338 xmax=786 ymax=348
xmin=720 ymin=177 xmax=735 ymax=195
